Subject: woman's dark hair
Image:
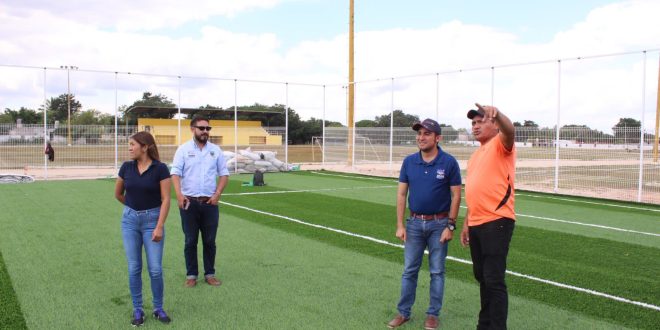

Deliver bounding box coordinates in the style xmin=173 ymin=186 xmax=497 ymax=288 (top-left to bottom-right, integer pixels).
xmin=190 ymin=115 xmax=209 ymax=127
xmin=130 ymin=131 xmax=160 ymax=161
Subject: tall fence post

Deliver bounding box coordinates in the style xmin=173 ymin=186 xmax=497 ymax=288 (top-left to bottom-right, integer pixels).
xmin=322 ymin=85 xmax=326 ymax=166
xmin=435 ymin=73 xmax=439 ymax=122
xmin=234 ymin=79 xmax=238 ymax=174
xmin=389 ymin=78 xmax=394 ymax=171
xmin=638 ymin=51 xmax=647 ymax=202
xmin=554 ymin=60 xmax=562 ymax=193
xmin=177 ymin=76 xmax=181 ymax=145
xmin=491 ymin=66 xmax=495 ymax=105
xmin=43 ymin=67 xmax=48 ymax=180
xmin=653 ymin=52 xmax=660 ymax=162
xmin=285 ymin=82 xmax=289 ymax=166
xmin=114 ymin=72 xmax=118 ymax=172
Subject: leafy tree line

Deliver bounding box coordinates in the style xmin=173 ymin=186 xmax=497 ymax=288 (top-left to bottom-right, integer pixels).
xmin=513 ymin=118 xmax=654 ymax=144
xmin=2 ymin=92 xmax=654 ymax=144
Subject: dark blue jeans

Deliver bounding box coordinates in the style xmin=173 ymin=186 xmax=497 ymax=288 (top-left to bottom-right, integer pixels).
xmin=180 ymin=200 xmax=219 ymax=279
xmin=469 ymin=218 xmax=515 ymax=330
xmin=397 ymin=217 xmax=449 ymax=318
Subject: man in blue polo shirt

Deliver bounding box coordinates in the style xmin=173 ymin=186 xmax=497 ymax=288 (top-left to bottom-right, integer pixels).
xmin=388 ymin=118 xmax=462 ymax=330
xmin=171 ymin=115 xmax=229 ymax=288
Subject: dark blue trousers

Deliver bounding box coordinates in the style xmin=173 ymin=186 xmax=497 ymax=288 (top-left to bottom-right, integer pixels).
xmin=180 ymin=200 xmax=219 ymax=279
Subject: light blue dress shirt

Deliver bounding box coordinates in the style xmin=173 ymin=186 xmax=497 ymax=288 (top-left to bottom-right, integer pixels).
xmin=171 ymin=140 xmax=229 ymax=197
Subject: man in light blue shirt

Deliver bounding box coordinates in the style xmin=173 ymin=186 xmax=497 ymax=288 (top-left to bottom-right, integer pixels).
xmin=171 ymin=115 xmax=229 ymax=288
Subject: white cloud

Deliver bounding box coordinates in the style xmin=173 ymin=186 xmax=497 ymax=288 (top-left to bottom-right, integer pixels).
xmin=0 ymin=0 xmax=658 ymax=132
xmin=1 ymin=0 xmax=284 ymax=31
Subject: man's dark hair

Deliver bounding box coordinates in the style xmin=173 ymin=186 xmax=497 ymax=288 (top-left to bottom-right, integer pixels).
xmin=190 ymin=115 xmax=209 ymax=127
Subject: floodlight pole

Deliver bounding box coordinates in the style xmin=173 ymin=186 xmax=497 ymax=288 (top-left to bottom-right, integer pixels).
xmin=60 ymin=65 xmax=78 ymax=146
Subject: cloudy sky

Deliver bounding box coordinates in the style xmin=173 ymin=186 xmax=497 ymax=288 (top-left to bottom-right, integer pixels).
xmin=1 ymin=0 xmax=659 ymax=131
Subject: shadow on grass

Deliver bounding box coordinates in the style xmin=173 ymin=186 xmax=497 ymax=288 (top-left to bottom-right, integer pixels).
xmin=0 ymin=250 xmax=27 ymax=330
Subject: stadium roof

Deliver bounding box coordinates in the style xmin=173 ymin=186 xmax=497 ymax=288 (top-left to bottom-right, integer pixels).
xmin=125 ymin=106 xmax=284 ymax=117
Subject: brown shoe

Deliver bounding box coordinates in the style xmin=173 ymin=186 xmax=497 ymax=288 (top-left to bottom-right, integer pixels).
xmin=387 ymin=314 xmax=409 ymax=328
xmin=185 ymin=278 xmax=197 ymax=288
xmin=424 ymin=315 xmax=439 ymax=330
xmin=205 ymin=276 xmax=222 ymax=286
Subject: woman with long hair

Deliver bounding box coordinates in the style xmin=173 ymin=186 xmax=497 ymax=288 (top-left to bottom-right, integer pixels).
xmin=114 ymin=131 xmax=172 ymax=326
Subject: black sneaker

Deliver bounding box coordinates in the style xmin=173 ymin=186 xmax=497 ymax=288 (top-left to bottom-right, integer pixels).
xmin=153 ymin=308 xmax=171 ymax=324
xmin=131 ymin=309 xmax=145 ymax=327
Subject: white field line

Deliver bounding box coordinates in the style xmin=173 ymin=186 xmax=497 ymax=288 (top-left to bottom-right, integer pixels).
xmin=309 ymin=171 xmax=398 ymax=182
xmin=457 ymin=206 xmax=660 ymax=237
xmin=223 ymin=185 xmax=396 ymax=196
xmin=225 ymin=187 xmax=658 ymax=237
xmin=311 ymin=171 xmax=660 ymax=213
xmin=517 ymin=194 xmax=660 ymax=213
xmin=221 ymin=201 xmax=660 ymax=312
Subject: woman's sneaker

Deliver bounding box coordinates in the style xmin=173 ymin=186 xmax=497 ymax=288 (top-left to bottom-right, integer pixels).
xmin=153 ymin=308 xmax=171 ymax=324
xmin=131 ymin=309 xmax=145 ymax=327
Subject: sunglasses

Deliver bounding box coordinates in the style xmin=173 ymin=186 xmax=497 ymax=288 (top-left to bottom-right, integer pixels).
xmin=194 ymin=126 xmax=212 ymax=131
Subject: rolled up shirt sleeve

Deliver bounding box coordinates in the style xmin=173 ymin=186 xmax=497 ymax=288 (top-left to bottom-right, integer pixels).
xmin=216 ymin=149 xmax=229 ymax=177
xmin=171 ymin=145 xmax=185 ymax=177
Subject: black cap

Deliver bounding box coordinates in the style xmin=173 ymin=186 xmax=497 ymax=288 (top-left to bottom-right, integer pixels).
xmin=412 ymin=118 xmax=441 ymax=135
xmin=467 ymin=109 xmax=485 ymax=119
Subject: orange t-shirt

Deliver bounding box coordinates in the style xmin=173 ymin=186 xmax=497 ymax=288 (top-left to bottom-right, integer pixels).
xmin=465 ymin=136 xmax=516 ymax=226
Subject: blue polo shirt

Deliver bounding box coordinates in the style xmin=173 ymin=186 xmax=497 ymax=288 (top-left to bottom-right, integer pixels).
xmin=118 ymin=160 xmax=171 ymax=211
xmin=399 ymin=147 xmax=461 ymax=214
xmin=170 ymin=140 xmax=229 ymax=197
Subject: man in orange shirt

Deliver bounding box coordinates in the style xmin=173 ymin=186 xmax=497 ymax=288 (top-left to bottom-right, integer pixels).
xmin=460 ymin=103 xmax=516 ymax=330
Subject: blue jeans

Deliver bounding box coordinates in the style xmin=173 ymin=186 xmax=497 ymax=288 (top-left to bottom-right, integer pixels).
xmin=180 ymin=200 xmax=219 ymax=279
xmin=121 ymin=206 xmax=165 ymax=310
xmin=397 ymin=217 xmax=449 ymax=318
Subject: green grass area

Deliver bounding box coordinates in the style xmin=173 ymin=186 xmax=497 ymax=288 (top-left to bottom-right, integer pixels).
xmin=0 ymin=172 xmax=659 ymax=329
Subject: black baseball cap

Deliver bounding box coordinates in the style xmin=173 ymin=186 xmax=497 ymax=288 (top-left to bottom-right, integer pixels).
xmin=412 ymin=118 xmax=441 ymax=135
xmin=467 ymin=108 xmax=485 ymax=119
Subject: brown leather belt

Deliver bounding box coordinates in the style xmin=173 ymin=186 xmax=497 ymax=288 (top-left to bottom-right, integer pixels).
xmin=410 ymin=212 xmax=449 ymax=220
xmin=186 ymin=196 xmax=211 ymax=203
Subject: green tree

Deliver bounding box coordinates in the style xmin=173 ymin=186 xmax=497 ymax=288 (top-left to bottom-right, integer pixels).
xmin=45 ymin=94 xmax=82 ymax=124
xmin=613 ymin=118 xmax=641 ymax=144
xmin=122 ymin=92 xmax=177 ymax=124
xmin=439 ymin=124 xmax=458 ymax=141
xmin=374 ymin=109 xmax=419 ymax=127
xmin=356 ymin=119 xmax=377 ymax=127
xmin=0 ymin=107 xmax=41 ymax=124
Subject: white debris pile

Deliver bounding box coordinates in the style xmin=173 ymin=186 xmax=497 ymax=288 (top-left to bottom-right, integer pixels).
xmin=224 ymin=148 xmax=290 ymax=173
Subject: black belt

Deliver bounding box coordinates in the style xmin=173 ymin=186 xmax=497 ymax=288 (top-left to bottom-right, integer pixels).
xmin=186 ymin=196 xmax=211 ymax=203
xmin=410 ymin=212 xmax=449 ymax=220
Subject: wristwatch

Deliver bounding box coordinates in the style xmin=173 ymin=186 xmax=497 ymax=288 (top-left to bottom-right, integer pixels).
xmin=447 ymin=220 xmax=456 ymax=231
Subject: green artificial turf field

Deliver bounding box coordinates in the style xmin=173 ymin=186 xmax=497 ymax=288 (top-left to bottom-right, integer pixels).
xmin=0 ymin=171 xmax=658 ymax=329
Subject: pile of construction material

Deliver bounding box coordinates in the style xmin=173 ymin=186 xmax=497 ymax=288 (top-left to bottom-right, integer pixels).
xmin=224 ymin=148 xmax=289 ymax=173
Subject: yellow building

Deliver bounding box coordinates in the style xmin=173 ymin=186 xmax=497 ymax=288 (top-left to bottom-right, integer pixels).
xmin=137 ymin=118 xmax=282 ymax=146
